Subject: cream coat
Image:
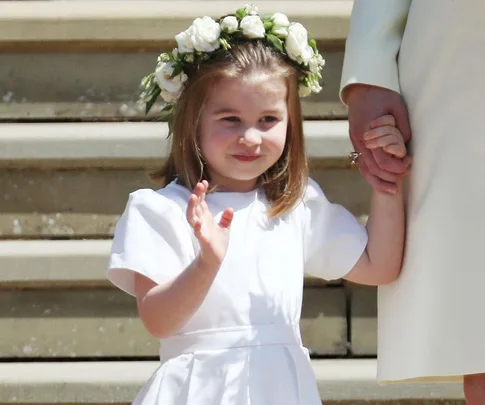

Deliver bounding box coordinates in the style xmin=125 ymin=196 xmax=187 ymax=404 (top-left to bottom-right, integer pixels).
xmin=341 ymin=0 xmax=485 ymax=383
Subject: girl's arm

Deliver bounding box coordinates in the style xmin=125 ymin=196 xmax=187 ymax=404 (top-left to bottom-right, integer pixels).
xmin=134 ymin=257 xmax=220 ymax=339
xmin=344 ymin=186 xmax=404 ymax=285
xmin=344 ymin=114 xmax=407 ymax=285
xmin=135 ymin=181 xmax=234 ymax=338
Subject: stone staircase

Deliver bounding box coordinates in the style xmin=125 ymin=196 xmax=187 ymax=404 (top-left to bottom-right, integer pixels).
xmin=0 ymin=1 xmax=464 ymax=404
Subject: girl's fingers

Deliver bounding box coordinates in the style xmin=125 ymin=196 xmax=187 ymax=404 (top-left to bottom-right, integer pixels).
xmin=364 ymin=125 xmax=401 ymax=141
xmin=402 ymin=155 xmax=413 ymax=168
xmin=365 ymin=134 xmax=403 ymax=150
xmin=369 ymin=114 xmax=396 ymax=129
xmin=192 ymin=182 xmax=204 ymax=199
xmin=186 ymin=194 xmax=198 ymax=227
xmin=218 ymin=208 xmax=234 ymax=229
xmin=383 ymin=143 xmax=407 ymax=158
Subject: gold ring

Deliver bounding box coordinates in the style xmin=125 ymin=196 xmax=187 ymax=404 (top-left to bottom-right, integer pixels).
xmin=348 ymin=151 xmax=362 ymax=166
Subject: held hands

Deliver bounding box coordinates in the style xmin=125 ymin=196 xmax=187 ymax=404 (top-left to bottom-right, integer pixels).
xmin=361 ymin=114 xmax=409 ymax=194
xmin=364 ymin=114 xmax=407 ymax=159
xmin=347 ymin=85 xmax=412 ymax=194
xmin=186 ymin=180 xmax=234 ymax=269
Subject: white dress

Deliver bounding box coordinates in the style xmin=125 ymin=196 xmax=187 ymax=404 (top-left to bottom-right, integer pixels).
xmin=107 ymin=178 xmax=367 ymax=405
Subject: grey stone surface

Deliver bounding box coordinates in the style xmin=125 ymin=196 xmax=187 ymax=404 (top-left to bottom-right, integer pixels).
xmin=301 ymin=288 xmax=347 ymax=355
xmin=0 ymin=360 xmax=464 ymax=404
xmin=0 ymin=286 xmax=347 ymax=357
xmin=0 ymin=52 xmax=345 ymax=120
xmin=0 ymin=121 xmax=351 ymax=163
xmin=0 ymin=2 xmax=351 ymax=42
xmin=0 ymin=100 xmax=348 ymax=120
xmin=0 ymin=213 xmax=118 ymax=238
xmin=350 ymin=285 xmax=377 ymax=355
xmin=0 ymin=167 xmax=370 ymax=217
xmin=0 ymin=239 xmax=340 ymax=288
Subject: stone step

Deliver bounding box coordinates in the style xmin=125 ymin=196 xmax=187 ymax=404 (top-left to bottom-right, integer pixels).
xmin=0 ymin=359 xmax=464 ymax=404
xmin=0 ymin=121 xmax=352 ymax=166
xmin=0 ymin=284 xmax=350 ymax=358
xmin=0 ymin=121 xmax=371 ymax=238
xmin=0 ymin=1 xmax=351 ymax=44
xmin=0 ymin=167 xmax=370 ymax=238
xmin=1 ymin=1 xmax=351 ymax=120
xmin=0 ymin=240 xmax=377 ymax=358
xmin=0 ymin=240 xmax=333 ymax=288
xmin=0 ymin=52 xmax=345 ymax=120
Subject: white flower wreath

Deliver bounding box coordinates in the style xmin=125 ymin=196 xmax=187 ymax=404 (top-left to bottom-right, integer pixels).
xmin=140 ymin=4 xmax=325 ymax=129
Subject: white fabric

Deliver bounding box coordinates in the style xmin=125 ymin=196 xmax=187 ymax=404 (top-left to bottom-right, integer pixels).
xmin=341 ymin=0 xmax=485 ymax=383
xmin=107 ymin=178 xmax=367 ymax=404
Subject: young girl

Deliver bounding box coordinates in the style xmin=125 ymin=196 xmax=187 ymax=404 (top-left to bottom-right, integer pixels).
xmin=107 ymin=5 xmax=408 ymax=405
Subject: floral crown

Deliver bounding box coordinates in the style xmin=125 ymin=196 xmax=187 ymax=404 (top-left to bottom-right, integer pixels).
xmin=140 ymin=4 xmax=325 ymax=128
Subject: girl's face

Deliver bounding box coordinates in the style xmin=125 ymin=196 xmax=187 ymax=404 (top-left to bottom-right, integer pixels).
xmin=199 ymin=75 xmax=289 ymax=192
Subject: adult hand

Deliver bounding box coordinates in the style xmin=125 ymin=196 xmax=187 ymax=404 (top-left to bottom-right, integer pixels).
xmin=346 ymin=84 xmax=412 ymax=194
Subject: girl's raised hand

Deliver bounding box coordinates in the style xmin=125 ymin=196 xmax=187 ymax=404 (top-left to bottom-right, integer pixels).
xmin=186 ymin=180 xmax=234 ymax=269
xmin=364 ymin=114 xmax=408 ymax=159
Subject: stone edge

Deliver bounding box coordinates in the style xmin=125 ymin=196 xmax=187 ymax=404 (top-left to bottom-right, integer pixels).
xmin=0 ymin=1 xmax=352 ymax=42
xmin=0 ymin=360 xmax=463 ymax=403
xmin=0 ymin=121 xmax=352 ymax=161
xmin=0 ymin=240 xmax=333 ymax=287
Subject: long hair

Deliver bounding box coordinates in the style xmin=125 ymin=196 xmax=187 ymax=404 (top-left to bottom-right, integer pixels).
xmin=151 ymin=40 xmax=308 ymax=218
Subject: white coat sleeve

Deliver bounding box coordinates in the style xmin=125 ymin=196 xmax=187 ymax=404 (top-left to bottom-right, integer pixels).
xmin=340 ymin=0 xmax=412 ymax=104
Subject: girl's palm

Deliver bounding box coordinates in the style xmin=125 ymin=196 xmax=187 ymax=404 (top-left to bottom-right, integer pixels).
xmin=186 ymin=181 xmax=234 ymax=267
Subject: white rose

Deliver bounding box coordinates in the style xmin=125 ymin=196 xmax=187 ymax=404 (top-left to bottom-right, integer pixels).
xmin=160 ymin=89 xmax=175 ymax=103
xmin=272 ymin=13 xmax=290 ymax=27
xmin=309 ymin=53 xmax=325 ymax=74
xmin=285 ymin=23 xmax=314 ymax=65
xmin=187 ymin=16 xmax=221 ymax=52
xmin=154 ymin=62 xmax=188 ymax=101
xmin=244 ymin=4 xmax=259 ymax=15
xmin=175 ymin=31 xmax=194 ymax=54
xmin=310 ymin=81 xmax=322 ymax=94
xmin=240 ymin=15 xmax=266 ymax=39
xmin=221 ymin=16 xmax=238 ymax=33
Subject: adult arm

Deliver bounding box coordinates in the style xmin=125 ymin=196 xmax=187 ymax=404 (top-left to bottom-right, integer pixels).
xmin=340 ymin=0 xmax=412 ymax=193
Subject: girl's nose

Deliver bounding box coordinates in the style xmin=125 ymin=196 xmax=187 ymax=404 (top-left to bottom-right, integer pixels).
xmin=239 ymin=128 xmax=262 ymax=146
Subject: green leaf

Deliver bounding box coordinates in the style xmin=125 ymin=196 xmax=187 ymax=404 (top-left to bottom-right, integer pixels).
xmin=264 ymin=20 xmax=273 ymax=31
xmin=259 ymin=13 xmax=273 ymax=21
xmin=167 ymin=115 xmax=174 ymax=138
xmin=161 ymin=103 xmax=173 ymax=113
xmin=170 ymin=64 xmax=184 ymax=78
xmin=266 ymin=34 xmax=284 ymax=53
xmin=145 ymin=87 xmax=161 ymax=114
xmin=308 ymin=38 xmax=318 ymax=53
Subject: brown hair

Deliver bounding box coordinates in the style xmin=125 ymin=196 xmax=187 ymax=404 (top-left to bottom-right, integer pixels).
xmin=151 ymin=40 xmax=308 ymax=218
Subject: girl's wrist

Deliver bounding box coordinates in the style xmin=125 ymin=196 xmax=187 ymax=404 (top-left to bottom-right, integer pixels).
xmin=195 ymin=253 xmax=222 ymax=274
xmin=373 ymin=182 xmax=403 ymax=197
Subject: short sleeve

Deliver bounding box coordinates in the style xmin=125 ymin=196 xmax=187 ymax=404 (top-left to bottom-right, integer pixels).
xmin=303 ymin=178 xmax=368 ymax=280
xmin=107 ymin=189 xmax=197 ymax=296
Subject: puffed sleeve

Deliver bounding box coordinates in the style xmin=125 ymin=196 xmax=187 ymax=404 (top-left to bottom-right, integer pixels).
xmin=303 ymin=179 xmax=368 ymax=280
xmin=107 ymin=189 xmax=197 ymax=296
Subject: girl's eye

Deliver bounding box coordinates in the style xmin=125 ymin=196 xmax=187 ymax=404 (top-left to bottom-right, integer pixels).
xmin=222 ymin=116 xmax=241 ymax=123
xmin=261 ymin=116 xmax=277 ymax=123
